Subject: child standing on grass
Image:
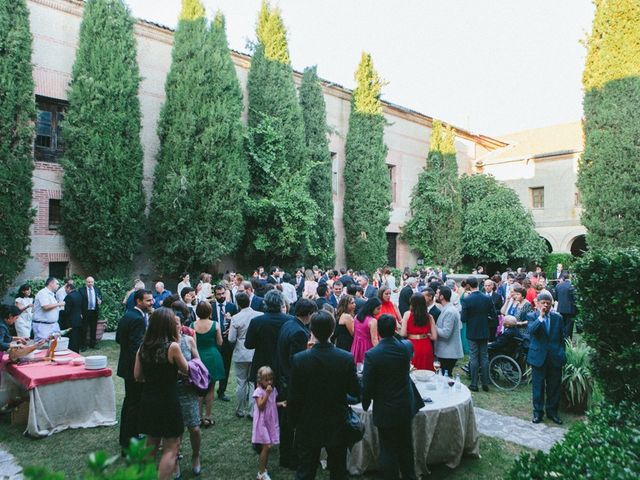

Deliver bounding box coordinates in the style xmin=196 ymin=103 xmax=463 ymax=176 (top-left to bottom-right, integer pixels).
xmin=252 ymin=366 xmax=285 ymax=480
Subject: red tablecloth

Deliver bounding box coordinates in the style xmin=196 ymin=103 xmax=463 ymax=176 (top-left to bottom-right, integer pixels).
xmin=0 ymin=351 xmax=111 ymax=390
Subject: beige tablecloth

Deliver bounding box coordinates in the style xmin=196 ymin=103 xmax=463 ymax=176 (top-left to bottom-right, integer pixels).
xmin=1 ymin=370 xmax=116 ymax=437
xmin=347 ymin=380 xmax=480 ymax=476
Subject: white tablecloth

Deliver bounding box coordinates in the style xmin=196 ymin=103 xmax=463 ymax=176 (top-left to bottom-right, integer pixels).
xmin=1 ymin=371 xmax=117 ymax=437
xmin=347 ymin=380 xmax=480 ymax=475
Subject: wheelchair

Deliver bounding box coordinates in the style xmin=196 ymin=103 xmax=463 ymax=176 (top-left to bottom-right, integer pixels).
xmin=488 ymin=336 xmax=530 ymax=391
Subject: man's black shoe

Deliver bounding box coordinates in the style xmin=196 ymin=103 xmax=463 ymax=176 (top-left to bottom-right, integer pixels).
xmin=469 ymin=385 xmax=479 ymax=392
xmin=482 ymin=385 xmax=489 ymax=392
xmin=548 ymin=415 xmax=563 ymax=425
xmin=218 ymin=394 xmax=230 ymax=402
xmin=235 ymin=412 xmax=245 ymax=418
xmin=532 ymin=415 xmax=543 ymax=424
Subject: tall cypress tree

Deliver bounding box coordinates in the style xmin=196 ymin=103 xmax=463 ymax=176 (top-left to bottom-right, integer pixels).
xmin=577 ymin=0 xmax=640 ymax=249
xmin=343 ymin=52 xmax=390 ymax=272
xmin=245 ymin=1 xmax=317 ymax=266
xmin=300 ymin=66 xmax=335 ymax=266
xmin=61 ymin=0 xmax=145 ymax=277
xmin=402 ymin=120 xmax=462 ymax=268
xmin=149 ymin=3 xmax=248 ymax=274
xmin=0 ymin=0 xmax=35 ymax=291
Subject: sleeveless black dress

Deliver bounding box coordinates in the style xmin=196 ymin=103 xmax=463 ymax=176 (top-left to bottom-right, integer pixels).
xmin=138 ymin=342 xmax=184 ymax=438
xmin=334 ymin=323 xmax=353 ymax=352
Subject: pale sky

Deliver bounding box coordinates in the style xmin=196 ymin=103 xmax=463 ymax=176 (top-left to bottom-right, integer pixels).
xmin=125 ymin=0 xmax=595 ymax=137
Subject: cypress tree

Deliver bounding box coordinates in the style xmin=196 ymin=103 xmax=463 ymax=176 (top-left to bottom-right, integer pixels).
xmin=60 ymin=0 xmax=145 ymax=277
xmin=402 ymin=120 xmax=462 ymax=268
xmin=0 ymin=0 xmax=35 ymax=291
xmin=300 ymin=66 xmax=335 ymax=266
xmin=577 ymin=0 xmax=640 ymax=249
xmin=245 ymin=1 xmax=317 ymax=266
xmin=343 ymin=52 xmax=391 ymax=272
xmin=149 ymin=3 xmax=248 ymax=274
xmin=460 ymin=173 xmax=546 ymax=266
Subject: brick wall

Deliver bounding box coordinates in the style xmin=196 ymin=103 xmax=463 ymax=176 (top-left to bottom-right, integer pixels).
xmin=33 ymin=187 xmax=62 ymax=235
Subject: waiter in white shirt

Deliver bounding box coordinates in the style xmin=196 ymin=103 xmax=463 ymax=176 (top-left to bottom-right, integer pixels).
xmin=32 ymin=277 xmax=65 ymax=340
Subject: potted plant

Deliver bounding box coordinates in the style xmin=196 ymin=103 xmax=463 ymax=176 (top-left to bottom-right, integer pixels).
xmin=561 ymin=338 xmax=595 ymax=413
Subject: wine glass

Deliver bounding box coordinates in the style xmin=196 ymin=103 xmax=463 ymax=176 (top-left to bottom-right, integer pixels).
xmin=433 ymin=360 xmax=441 ymax=376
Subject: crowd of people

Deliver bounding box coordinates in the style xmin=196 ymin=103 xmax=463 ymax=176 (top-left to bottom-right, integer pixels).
xmin=0 ymin=262 xmax=577 ymax=480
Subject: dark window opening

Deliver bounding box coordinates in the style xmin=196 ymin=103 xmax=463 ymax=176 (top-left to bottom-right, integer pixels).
xmin=49 ymin=261 xmax=68 ymax=280
xmin=48 ymin=199 xmax=61 ymax=229
xmin=35 ymin=96 xmax=67 ymax=163
xmin=386 ymin=232 xmax=398 ymax=267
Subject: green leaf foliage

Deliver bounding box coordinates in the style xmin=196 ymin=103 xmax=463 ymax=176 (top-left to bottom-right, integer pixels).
xmin=343 ymin=53 xmax=391 ymax=272
xmin=149 ymin=4 xmax=248 ymax=274
xmin=0 ymin=0 xmax=35 ymax=292
xmin=460 ymin=174 xmax=546 ymax=266
xmin=507 ymin=402 xmax=640 ymax=480
xmin=578 ymin=0 xmax=640 ymax=250
xmin=300 ymin=66 xmax=335 ymax=266
xmin=574 ymin=248 xmax=640 ymax=405
xmin=402 ymin=120 xmax=462 ymax=268
xmin=60 ymin=0 xmax=145 ymax=277
xmin=245 ymin=1 xmax=317 ymax=266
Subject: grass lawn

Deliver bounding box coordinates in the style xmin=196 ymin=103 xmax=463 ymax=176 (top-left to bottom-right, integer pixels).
xmin=1 ymin=340 xmax=534 ymax=479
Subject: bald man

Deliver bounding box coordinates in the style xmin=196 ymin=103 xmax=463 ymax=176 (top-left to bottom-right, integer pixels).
xmin=79 ymin=276 xmax=102 ymax=350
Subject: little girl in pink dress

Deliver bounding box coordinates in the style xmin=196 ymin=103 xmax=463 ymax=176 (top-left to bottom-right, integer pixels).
xmin=252 ymin=366 xmax=285 ymax=480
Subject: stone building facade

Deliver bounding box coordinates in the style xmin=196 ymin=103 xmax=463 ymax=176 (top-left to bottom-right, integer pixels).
xmin=20 ymin=0 xmax=581 ymax=285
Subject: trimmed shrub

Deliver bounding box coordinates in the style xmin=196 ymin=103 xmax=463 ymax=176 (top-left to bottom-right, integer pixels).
xmin=0 ymin=0 xmax=36 ymax=292
xmin=507 ymin=403 xmax=640 ymax=480
xmin=574 ymin=248 xmax=640 ymax=405
xmin=543 ymin=252 xmax=575 ymax=278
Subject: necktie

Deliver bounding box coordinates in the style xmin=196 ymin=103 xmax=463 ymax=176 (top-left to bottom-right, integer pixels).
xmin=219 ymin=304 xmax=225 ymax=329
xmin=545 ymin=315 xmax=550 ymax=334
xmin=143 ymin=313 xmax=149 ymax=329
xmin=89 ymin=288 xmax=95 ymax=310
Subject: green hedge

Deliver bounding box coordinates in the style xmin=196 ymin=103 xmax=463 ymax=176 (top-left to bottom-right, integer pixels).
xmin=574 ymin=248 xmax=640 ymax=405
xmin=543 ymin=252 xmax=575 ymax=278
xmin=507 ymin=403 xmax=640 ymax=479
xmin=18 ymin=276 xmax=130 ymax=332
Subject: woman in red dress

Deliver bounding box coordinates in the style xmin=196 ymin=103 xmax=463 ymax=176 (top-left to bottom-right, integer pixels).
xmin=400 ymin=293 xmax=438 ymax=370
xmin=375 ymin=286 xmax=402 ymax=329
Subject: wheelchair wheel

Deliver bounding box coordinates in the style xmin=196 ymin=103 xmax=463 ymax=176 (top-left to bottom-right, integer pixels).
xmin=489 ymin=355 xmax=522 ymax=391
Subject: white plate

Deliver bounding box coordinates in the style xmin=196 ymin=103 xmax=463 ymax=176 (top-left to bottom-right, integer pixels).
xmin=85 ymin=364 xmax=107 ymax=370
xmin=413 ymin=370 xmax=436 ymax=382
xmin=54 ymin=350 xmax=72 ymax=356
xmin=54 ymin=358 xmax=73 ymax=365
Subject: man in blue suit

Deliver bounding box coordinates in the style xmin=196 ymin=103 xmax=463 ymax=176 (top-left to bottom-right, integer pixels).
xmin=461 ymin=276 xmax=497 ymax=392
xmin=362 ymin=314 xmax=424 ymax=480
xmin=527 ymin=291 xmax=567 ymax=424
xmin=212 ymin=284 xmax=238 ymax=401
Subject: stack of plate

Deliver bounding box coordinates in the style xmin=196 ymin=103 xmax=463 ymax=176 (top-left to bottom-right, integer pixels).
xmin=85 ymin=355 xmax=108 ymax=370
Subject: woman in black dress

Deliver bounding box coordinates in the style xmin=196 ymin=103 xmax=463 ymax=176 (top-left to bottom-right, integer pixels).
xmin=334 ymin=295 xmax=356 ymax=351
xmin=134 ymin=308 xmax=189 ymax=480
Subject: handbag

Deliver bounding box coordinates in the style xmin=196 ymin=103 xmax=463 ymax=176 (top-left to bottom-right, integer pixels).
xmin=345 ymin=407 xmax=365 ymax=449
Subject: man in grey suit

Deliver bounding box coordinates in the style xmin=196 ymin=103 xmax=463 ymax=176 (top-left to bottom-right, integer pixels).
xmin=434 ymin=286 xmax=463 ymax=377
xmin=461 ymin=276 xmax=497 ymax=392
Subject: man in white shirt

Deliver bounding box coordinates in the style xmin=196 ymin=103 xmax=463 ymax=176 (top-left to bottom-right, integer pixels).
xmin=228 ymin=293 xmax=262 ymax=418
xmin=32 ymin=277 xmax=65 ymax=340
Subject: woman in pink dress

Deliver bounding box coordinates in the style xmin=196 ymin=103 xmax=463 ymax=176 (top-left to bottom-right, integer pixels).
xmin=302 ymin=269 xmax=318 ymax=299
xmin=351 ymin=297 xmax=382 ymax=364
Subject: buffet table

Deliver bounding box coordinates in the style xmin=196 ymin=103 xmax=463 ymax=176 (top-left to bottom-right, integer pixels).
xmin=0 ymin=351 xmax=117 ymax=437
xmin=347 ymin=378 xmax=480 ymax=475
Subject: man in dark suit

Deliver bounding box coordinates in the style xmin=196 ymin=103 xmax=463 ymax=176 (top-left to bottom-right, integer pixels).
xmin=338 ymin=268 xmax=354 ymax=289
xmin=423 ymin=287 xmax=441 ymax=322
xmin=275 ymin=298 xmax=317 ymax=470
xmin=63 ymin=283 xmax=84 ymax=352
xmin=550 ymin=263 xmax=565 ymax=284
xmin=362 ymin=314 xmax=424 ymax=480
xmin=315 ymin=283 xmax=330 ymax=310
xmin=79 ymin=276 xmax=102 ymax=350
xmin=359 ymin=275 xmax=377 ymax=300
xmin=246 ymin=290 xmax=294 ymax=387
xmin=498 ymin=273 xmax=515 ymax=303
xmin=461 ymin=276 xmax=497 ymax=392
xmin=239 ymin=281 xmax=264 ymax=312
xmin=483 ymin=279 xmax=504 ymax=341
xmin=329 ymin=281 xmax=343 ymax=308
xmin=267 ymin=266 xmax=280 ymax=285
xmin=116 ymin=289 xmax=153 ymax=451
xmin=554 ymin=273 xmax=577 ymax=338
xmin=398 ymin=277 xmax=416 ymax=317
xmin=211 ymin=284 xmax=238 ymax=401
xmin=289 ymin=310 xmax=360 ymax=480
xmin=527 ymin=292 xmax=567 ymax=424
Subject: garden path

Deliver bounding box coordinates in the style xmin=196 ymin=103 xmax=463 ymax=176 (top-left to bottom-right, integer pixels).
xmin=475 ymin=407 xmax=567 ymax=452
xmin=0 ymin=445 xmax=23 ymax=480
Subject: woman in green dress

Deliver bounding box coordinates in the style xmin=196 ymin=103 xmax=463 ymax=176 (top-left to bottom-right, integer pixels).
xmin=194 ymin=301 xmax=225 ymax=427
